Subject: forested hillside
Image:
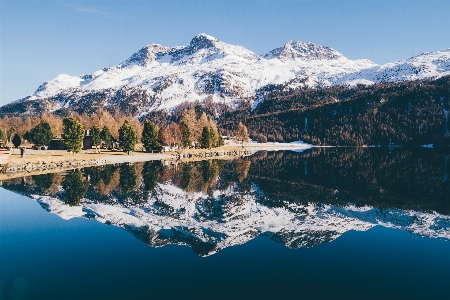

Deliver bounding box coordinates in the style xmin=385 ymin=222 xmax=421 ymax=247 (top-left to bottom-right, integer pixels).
xmin=220 ymin=75 xmax=450 ymax=146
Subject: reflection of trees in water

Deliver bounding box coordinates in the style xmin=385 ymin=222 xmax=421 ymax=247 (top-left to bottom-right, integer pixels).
xmin=249 ymin=148 xmax=450 ymax=214
xmin=85 ymin=167 xmax=102 ymax=186
xmin=102 ymin=165 xmax=114 ymax=186
xmin=170 ymin=160 xmax=227 ymax=194
xmin=32 ymin=173 xmax=55 ymax=190
xmin=62 ymin=169 xmax=86 ymax=206
xmin=119 ymin=163 xmax=137 ymax=195
xmin=233 ymin=159 xmax=251 ymax=183
xmin=142 ymin=161 xmax=161 ymax=192
xmin=4 ymin=148 xmax=449 ymax=217
xmin=179 ymin=163 xmax=192 ymax=190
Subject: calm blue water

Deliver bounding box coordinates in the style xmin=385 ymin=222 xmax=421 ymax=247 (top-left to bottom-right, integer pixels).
xmin=1 ymin=149 xmax=450 ymax=299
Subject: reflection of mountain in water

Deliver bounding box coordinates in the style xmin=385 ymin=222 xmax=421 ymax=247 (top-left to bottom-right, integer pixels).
xmin=2 ymin=149 xmax=450 ymax=256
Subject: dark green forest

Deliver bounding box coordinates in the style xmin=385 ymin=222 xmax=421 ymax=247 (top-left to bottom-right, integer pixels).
xmin=220 ymin=75 xmax=450 ymax=146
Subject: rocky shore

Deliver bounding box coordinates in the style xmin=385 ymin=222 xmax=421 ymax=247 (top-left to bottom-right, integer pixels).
xmin=0 ymin=147 xmax=257 ymax=180
xmin=174 ymin=149 xmax=254 ymax=159
xmin=3 ymin=157 xmax=108 ymax=174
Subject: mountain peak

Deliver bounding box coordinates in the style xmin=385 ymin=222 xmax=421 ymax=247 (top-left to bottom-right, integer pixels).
xmin=264 ymin=40 xmax=344 ymax=61
xmin=189 ymin=33 xmax=220 ymax=50
xmin=122 ymin=44 xmax=171 ymax=67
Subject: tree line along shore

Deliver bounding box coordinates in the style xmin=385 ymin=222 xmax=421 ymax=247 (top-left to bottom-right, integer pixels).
xmin=0 ymin=108 xmax=250 ymax=156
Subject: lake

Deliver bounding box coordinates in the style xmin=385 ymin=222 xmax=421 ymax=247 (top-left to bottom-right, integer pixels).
xmin=1 ymin=148 xmax=449 ymax=299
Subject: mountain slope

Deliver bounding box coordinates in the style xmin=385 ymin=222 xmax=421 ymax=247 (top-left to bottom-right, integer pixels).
xmin=2 ymin=34 xmax=450 ymax=117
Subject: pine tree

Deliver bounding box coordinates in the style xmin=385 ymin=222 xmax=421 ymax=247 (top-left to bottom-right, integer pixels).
xmin=209 ymin=127 xmax=217 ymax=148
xmin=12 ymin=133 xmax=21 ymax=148
xmin=63 ymin=117 xmax=84 ymax=153
xmin=100 ymin=125 xmax=112 ymax=149
xmin=90 ymin=126 xmax=101 ymax=148
xmin=7 ymin=127 xmax=15 ymax=144
xmin=201 ymin=126 xmax=211 ymax=149
xmin=0 ymin=128 xmax=6 ymax=147
xmin=23 ymin=131 xmax=31 ymax=142
xmin=30 ymin=120 xmax=53 ymax=147
xmin=141 ymin=120 xmax=160 ymax=151
xmin=217 ymin=131 xmax=225 ymax=147
xmin=119 ymin=120 xmax=136 ymax=155
xmin=181 ymin=121 xmax=191 ymax=148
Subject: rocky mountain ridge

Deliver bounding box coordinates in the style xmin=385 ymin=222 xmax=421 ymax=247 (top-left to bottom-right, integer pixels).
xmin=3 ymin=33 xmax=450 ymax=117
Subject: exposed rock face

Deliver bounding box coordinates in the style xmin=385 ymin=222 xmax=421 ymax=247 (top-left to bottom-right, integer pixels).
xmin=2 ymin=34 xmax=450 ymax=118
xmin=263 ymin=41 xmax=343 ymax=61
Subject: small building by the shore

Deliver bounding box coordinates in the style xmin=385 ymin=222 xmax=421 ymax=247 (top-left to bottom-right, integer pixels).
xmin=83 ymin=130 xmax=94 ymax=150
xmin=49 ymin=131 xmax=96 ymax=150
xmin=49 ymin=135 xmax=67 ymax=150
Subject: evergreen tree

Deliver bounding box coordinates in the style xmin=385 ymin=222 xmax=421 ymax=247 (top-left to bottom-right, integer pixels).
xmin=209 ymin=127 xmax=217 ymax=148
xmin=7 ymin=127 xmax=15 ymax=143
xmin=119 ymin=120 xmax=136 ymax=155
xmin=235 ymin=122 xmax=250 ymax=148
xmin=141 ymin=120 xmax=160 ymax=151
xmin=30 ymin=120 xmax=53 ymax=146
xmin=63 ymin=117 xmax=84 ymax=153
xmin=0 ymin=128 xmax=5 ymax=147
xmin=217 ymin=131 xmax=225 ymax=147
xmin=100 ymin=125 xmax=112 ymax=149
xmin=181 ymin=121 xmax=191 ymax=148
xmin=90 ymin=126 xmax=101 ymax=148
xmin=23 ymin=131 xmax=31 ymax=142
xmin=62 ymin=169 xmax=86 ymax=206
xmin=12 ymin=133 xmax=21 ymax=148
xmin=201 ymin=126 xmax=211 ymax=149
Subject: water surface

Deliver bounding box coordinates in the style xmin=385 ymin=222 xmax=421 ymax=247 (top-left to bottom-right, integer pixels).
xmin=1 ymin=148 xmax=449 ymax=299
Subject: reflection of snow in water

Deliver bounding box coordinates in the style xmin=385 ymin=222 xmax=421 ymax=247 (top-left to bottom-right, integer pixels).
xmin=30 ymin=180 xmax=450 ymax=257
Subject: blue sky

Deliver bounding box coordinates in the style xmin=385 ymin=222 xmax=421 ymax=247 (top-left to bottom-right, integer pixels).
xmin=1 ymin=0 xmax=450 ymax=106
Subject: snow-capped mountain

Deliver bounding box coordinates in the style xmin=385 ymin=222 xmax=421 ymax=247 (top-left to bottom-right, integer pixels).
xmin=263 ymin=40 xmax=344 ymax=61
xmin=4 ymin=33 xmax=450 ymax=117
xmin=30 ymin=181 xmax=450 ymax=257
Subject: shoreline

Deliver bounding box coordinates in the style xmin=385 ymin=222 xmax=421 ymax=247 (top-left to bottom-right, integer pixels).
xmin=0 ymin=143 xmax=312 ymax=180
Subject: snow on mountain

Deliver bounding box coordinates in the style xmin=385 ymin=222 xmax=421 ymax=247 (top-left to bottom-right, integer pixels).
xmin=31 ymin=181 xmax=450 ymax=257
xmin=7 ymin=34 xmax=450 ymax=116
xmin=334 ymin=48 xmax=450 ymax=86
xmin=263 ymin=40 xmax=344 ymax=61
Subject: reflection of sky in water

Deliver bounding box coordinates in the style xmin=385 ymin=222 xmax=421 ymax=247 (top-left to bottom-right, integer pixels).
xmin=1 ymin=188 xmax=450 ymax=300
